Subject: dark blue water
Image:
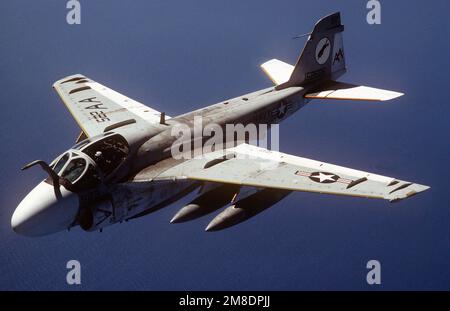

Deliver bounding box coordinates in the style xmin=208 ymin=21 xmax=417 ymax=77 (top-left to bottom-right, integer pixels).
xmin=0 ymin=0 xmax=448 ymax=290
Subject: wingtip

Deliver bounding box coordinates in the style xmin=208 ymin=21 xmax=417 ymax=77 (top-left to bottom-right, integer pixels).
xmin=260 ymin=58 xmax=279 ymax=68
xmin=380 ymin=91 xmax=404 ymax=101
xmin=388 ymin=183 xmax=430 ymax=202
xmin=53 ymin=74 xmax=87 ymax=87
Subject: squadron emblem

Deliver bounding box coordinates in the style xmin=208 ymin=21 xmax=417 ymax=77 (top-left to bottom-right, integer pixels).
xmin=315 ymin=37 xmax=331 ymax=65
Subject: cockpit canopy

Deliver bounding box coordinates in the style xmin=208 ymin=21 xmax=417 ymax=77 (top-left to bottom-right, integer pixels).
xmin=50 ymin=133 xmax=129 ymax=190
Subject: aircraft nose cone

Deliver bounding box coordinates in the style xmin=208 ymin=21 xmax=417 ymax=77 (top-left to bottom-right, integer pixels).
xmin=11 ymin=181 xmax=79 ymax=236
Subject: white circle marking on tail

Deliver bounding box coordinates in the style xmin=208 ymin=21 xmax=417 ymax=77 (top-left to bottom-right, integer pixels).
xmin=315 ymin=37 xmax=331 ymax=65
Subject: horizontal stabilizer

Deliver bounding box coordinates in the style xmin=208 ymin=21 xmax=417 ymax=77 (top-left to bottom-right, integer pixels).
xmin=305 ymin=81 xmax=404 ymax=101
xmin=260 ymin=59 xmax=294 ymax=85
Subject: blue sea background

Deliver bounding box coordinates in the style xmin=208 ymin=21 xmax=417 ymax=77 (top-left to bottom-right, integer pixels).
xmin=0 ymin=0 xmax=448 ymax=290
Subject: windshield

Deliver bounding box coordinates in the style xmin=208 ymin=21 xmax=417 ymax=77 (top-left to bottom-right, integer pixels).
xmin=62 ymin=158 xmax=86 ymax=183
xmin=48 ymin=133 xmax=129 ymax=190
xmin=53 ymin=153 xmax=70 ymax=174
xmin=50 ymin=151 xmax=101 ymax=190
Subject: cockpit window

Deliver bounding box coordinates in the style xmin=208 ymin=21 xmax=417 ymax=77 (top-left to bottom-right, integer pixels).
xmin=49 ymin=150 xmax=101 ymax=191
xmin=82 ymin=134 xmax=129 ymax=176
xmin=47 ymin=133 xmax=128 ymax=191
xmin=72 ymin=132 xmax=114 ymax=150
xmin=53 ymin=153 xmax=70 ymax=174
xmin=62 ymin=158 xmax=86 ymax=183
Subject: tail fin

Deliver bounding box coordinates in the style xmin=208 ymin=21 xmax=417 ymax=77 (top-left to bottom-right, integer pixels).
xmin=260 ymin=12 xmax=404 ymax=102
xmin=277 ymin=12 xmax=346 ymax=90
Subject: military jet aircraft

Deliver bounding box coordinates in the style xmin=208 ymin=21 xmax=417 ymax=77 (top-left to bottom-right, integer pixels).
xmin=12 ymin=12 xmax=429 ymax=236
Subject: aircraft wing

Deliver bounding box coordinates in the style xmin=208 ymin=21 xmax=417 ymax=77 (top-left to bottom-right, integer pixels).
xmin=53 ymin=74 xmax=169 ymax=137
xmin=154 ymin=144 xmax=429 ymax=202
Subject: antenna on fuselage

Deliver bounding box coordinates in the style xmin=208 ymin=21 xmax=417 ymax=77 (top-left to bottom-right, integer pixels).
xmin=292 ymin=32 xmax=312 ymax=39
xmin=160 ymin=112 xmax=167 ymax=125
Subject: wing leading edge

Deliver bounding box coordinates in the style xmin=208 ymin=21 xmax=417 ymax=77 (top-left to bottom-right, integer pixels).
xmin=53 ymin=74 xmax=170 ymax=137
xmin=154 ymin=144 xmax=429 ymax=203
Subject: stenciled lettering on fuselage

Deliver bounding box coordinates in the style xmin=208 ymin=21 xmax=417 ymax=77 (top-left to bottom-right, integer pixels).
xmin=305 ymin=68 xmax=325 ymax=82
xmin=79 ymin=97 xmax=111 ymax=123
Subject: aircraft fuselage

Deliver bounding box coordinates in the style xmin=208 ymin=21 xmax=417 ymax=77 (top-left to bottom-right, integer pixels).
xmin=84 ymin=85 xmax=308 ymax=231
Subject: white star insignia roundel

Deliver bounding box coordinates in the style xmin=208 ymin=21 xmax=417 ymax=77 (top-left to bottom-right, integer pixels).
xmin=309 ymin=172 xmax=340 ymax=184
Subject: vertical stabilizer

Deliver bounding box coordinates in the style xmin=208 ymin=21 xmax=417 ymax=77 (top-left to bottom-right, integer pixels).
xmin=277 ymin=12 xmax=346 ymax=90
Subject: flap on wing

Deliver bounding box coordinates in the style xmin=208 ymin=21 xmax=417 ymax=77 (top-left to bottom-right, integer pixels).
xmin=260 ymin=59 xmax=294 ymax=85
xmin=155 ymin=144 xmax=429 ymax=202
xmin=53 ymin=74 xmax=170 ymax=137
xmin=305 ymin=81 xmax=404 ymax=101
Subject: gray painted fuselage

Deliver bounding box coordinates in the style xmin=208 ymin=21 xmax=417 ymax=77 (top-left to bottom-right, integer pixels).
xmin=89 ymin=85 xmax=309 ymax=230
